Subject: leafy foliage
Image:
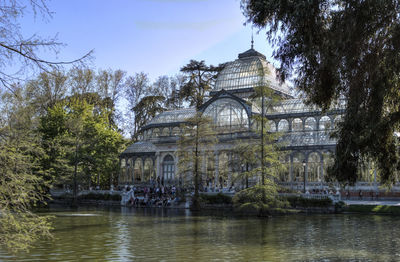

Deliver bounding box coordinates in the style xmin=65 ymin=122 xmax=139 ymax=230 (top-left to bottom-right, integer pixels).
xmin=180 ymin=60 xmax=223 ymax=109
xmin=241 ymin=0 xmax=400 ymax=185
xmin=39 ymin=94 xmax=125 ymax=203
xmin=0 ymin=86 xmax=52 ymax=252
xmin=199 ymin=193 xmax=232 ymax=205
xmin=177 ymin=113 xmax=218 ymax=209
xmin=233 ymin=183 xmax=289 ymax=214
xmin=133 ymin=95 xmax=165 ymax=130
xmin=286 ymin=196 xmax=333 ymax=208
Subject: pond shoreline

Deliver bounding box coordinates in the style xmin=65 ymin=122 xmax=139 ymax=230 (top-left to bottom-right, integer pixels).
xmin=48 ymin=198 xmax=400 ymax=216
xmin=48 ymin=199 xmax=338 ymax=215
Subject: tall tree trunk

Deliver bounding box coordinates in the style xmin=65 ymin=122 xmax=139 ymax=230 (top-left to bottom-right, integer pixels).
xmin=72 ymin=143 xmax=78 ymax=207
xmin=192 ymin=123 xmax=200 ymax=210
xmin=261 ymin=92 xmax=265 ymax=186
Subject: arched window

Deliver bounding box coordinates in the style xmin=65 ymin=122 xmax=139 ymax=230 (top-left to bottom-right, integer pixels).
xmin=334 ymin=115 xmax=343 ymax=128
xmin=292 ymin=152 xmax=305 ymax=182
xmin=134 ymin=158 xmax=143 ymax=182
xmin=152 ymin=128 xmax=160 ymax=138
xmin=305 ymin=117 xmax=316 ymax=131
xmin=319 ymin=116 xmax=332 ymax=130
xmin=322 ymin=151 xmax=334 ymax=180
xmin=161 ymin=127 xmax=170 ymax=136
xmin=144 ymin=158 xmax=154 ymax=182
xmin=203 ymin=98 xmax=249 ymax=131
xmin=278 ymin=119 xmax=289 ymax=132
xmin=307 ymin=152 xmax=321 ymax=182
xmin=172 ymin=127 xmax=180 ymax=136
xmin=292 ymin=118 xmax=303 ymax=131
xmin=268 ymin=120 xmax=276 ymax=132
xmin=119 ymin=159 xmax=128 ymax=184
xmin=162 ymin=155 xmax=175 ymax=185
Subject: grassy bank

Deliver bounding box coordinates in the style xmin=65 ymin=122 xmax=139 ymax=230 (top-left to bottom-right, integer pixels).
xmin=345 ymin=204 xmax=400 ymax=214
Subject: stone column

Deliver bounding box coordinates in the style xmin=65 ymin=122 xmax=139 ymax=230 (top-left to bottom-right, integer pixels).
xmin=141 ymin=158 xmax=145 ymax=182
xmin=201 ymin=152 xmax=206 ymax=186
xmin=228 ymin=152 xmax=232 ymax=187
xmin=125 ymin=158 xmax=129 ymax=185
xmin=117 ymin=158 xmax=121 ymax=185
xmin=320 ymin=155 xmax=324 ymax=182
xmin=305 ymin=161 xmax=309 ymax=191
xmin=132 ymin=157 xmax=136 ymax=185
xmin=155 ymin=152 xmax=160 ymax=183
xmin=289 ymin=155 xmax=293 ymax=183
xmin=215 ymin=151 xmax=219 ymax=187
xmin=174 ymin=154 xmax=179 ymax=183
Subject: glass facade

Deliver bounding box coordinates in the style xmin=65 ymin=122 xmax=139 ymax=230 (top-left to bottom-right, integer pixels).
xmin=214 ymin=54 xmax=291 ymax=96
xmin=203 ymin=98 xmax=249 ymax=131
xmin=120 ymin=47 xmax=371 ymax=190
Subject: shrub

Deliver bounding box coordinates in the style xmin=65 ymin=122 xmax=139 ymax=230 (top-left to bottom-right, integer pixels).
xmin=286 ymin=196 xmax=333 ymax=208
xmin=233 ymin=183 xmax=290 ymax=214
xmin=200 ymin=193 xmax=232 ymax=205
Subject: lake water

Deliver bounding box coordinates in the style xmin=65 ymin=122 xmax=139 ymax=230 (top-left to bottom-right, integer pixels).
xmin=1 ymin=206 xmax=400 ymax=261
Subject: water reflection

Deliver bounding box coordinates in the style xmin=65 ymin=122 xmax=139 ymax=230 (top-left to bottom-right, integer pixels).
xmin=1 ymin=207 xmax=400 ymax=261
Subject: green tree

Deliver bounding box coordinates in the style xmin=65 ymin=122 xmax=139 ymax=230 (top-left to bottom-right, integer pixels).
xmin=251 ymin=84 xmax=286 ymax=185
xmin=166 ymin=74 xmax=186 ymax=109
xmin=133 ymin=95 xmax=165 ymax=130
xmin=95 ymin=69 xmax=126 ymax=127
xmin=180 ymin=60 xmax=223 ymax=109
xmin=26 ymin=70 xmax=68 ymax=114
xmin=124 ymin=72 xmax=151 ymax=138
xmin=232 ymin=82 xmax=287 ymax=211
xmin=177 ymin=113 xmax=218 ymax=210
xmin=0 ymin=85 xmax=52 ymax=252
xmin=230 ymin=139 xmax=258 ymax=188
xmin=241 ymin=0 xmax=400 ymax=185
xmin=40 ymin=94 xmax=124 ymax=204
xmin=0 ymin=0 xmax=91 ymax=252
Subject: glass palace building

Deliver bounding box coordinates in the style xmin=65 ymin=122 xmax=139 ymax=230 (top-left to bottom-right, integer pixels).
xmin=119 ymin=47 xmax=350 ymax=190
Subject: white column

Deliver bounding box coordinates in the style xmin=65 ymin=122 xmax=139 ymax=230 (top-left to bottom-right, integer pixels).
xmin=155 ymin=152 xmax=160 ymax=182
xmin=228 ymin=152 xmax=232 ymax=187
xmin=141 ymin=158 xmax=145 ymax=182
xmin=201 ymin=152 xmax=206 ymax=186
xmin=320 ymin=158 xmax=324 ymax=182
xmin=289 ymin=155 xmax=293 ymax=183
xmin=215 ymin=151 xmax=219 ymax=187
xmin=174 ymin=154 xmax=179 ymax=183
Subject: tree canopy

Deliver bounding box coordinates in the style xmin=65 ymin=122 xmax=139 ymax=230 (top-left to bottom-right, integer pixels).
xmin=180 ymin=60 xmax=223 ymax=109
xmin=177 ymin=113 xmax=218 ymax=209
xmin=241 ymin=0 xmax=400 ymax=185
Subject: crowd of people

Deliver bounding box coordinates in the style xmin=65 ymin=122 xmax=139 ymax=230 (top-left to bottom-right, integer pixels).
xmin=121 ymin=185 xmax=186 ymax=207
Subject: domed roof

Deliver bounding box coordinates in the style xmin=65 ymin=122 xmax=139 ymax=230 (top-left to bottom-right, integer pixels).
xmin=214 ymin=48 xmax=291 ymax=96
xmin=147 ymin=108 xmax=196 ymax=125
xmin=121 ymin=141 xmax=157 ymax=155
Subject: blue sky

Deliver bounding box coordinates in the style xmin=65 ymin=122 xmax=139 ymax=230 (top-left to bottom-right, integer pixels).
xmin=21 ymin=0 xmax=275 ymax=81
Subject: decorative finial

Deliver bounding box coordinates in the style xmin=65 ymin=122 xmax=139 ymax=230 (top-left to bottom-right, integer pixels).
xmin=251 ymin=29 xmax=254 ymax=49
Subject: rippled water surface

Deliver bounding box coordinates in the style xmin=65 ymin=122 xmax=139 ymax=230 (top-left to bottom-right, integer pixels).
xmin=1 ymin=207 xmax=400 ymax=261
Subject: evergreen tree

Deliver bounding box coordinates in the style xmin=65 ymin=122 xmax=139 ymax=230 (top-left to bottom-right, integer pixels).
xmin=133 ymin=95 xmax=165 ymax=133
xmin=177 ymin=113 xmax=218 ymax=210
xmin=180 ymin=60 xmax=223 ymax=109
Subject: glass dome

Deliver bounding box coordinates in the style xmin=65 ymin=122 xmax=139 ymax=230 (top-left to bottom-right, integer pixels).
xmin=147 ymin=108 xmax=196 ymax=125
xmin=214 ymin=48 xmax=291 ymax=96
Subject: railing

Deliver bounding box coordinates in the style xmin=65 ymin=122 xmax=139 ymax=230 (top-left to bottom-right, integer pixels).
xmin=50 ymin=189 xmax=122 ymax=197
xmin=280 ymin=192 xmax=341 ymax=202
